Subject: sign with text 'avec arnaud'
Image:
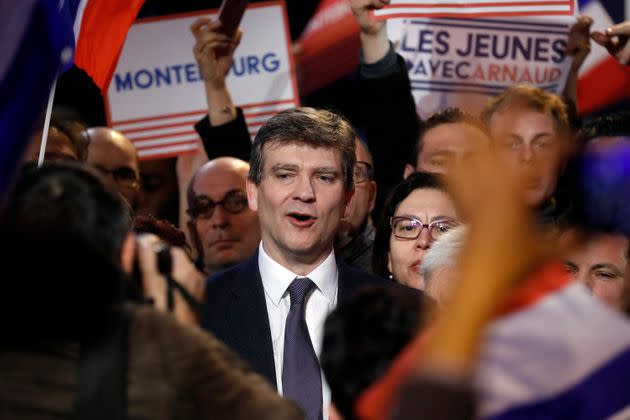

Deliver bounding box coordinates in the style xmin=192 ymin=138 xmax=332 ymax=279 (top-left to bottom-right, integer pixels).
xmin=106 ymin=1 xmax=298 ymax=159
xmin=394 ymin=14 xmax=577 ymax=120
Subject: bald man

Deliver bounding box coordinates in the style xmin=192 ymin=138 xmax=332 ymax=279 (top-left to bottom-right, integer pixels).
xmin=186 ymin=157 xmax=261 ymax=274
xmin=85 ymin=127 xmax=140 ymax=207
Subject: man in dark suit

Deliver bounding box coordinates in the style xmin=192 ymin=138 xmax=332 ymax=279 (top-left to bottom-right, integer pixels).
xmin=201 ymin=108 xmax=393 ymax=420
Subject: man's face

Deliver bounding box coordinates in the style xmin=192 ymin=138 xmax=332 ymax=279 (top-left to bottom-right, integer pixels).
xmin=413 ymin=122 xmax=489 ymax=175
xmin=190 ymin=163 xmax=260 ymax=273
xmin=489 ymin=108 xmax=563 ymax=207
xmin=564 ymin=233 xmax=630 ymax=312
xmin=136 ymin=158 xmax=179 ymax=223
xmin=86 ymin=130 xmax=140 ymax=207
xmin=343 ymin=139 xmax=376 ymax=235
xmin=247 ymin=142 xmax=352 ymax=268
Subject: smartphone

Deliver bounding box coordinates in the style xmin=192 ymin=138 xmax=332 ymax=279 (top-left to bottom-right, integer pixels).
xmin=218 ymin=0 xmax=248 ymax=37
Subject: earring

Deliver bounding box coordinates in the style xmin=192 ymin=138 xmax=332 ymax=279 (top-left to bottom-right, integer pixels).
xmin=388 ymin=274 xmax=393 ymax=280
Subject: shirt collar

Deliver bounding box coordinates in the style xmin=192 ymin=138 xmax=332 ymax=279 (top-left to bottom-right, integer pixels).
xmin=258 ymin=242 xmax=338 ymax=307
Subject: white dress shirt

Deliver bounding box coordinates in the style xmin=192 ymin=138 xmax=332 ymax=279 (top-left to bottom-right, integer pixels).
xmin=258 ymin=243 xmax=338 ymax=420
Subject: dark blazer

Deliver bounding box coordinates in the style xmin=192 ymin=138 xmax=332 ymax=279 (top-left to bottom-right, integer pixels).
xmin=201 ymin=250 xmax=394 ymax=388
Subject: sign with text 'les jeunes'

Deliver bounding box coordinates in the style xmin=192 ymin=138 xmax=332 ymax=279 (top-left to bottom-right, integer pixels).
xmin=105 ymin=1 xmax=298 ymax=160
xmin=397 ymin=16 xmax=574 ymax=120
xmin=372 ymin=0 xmax=575 ymax=20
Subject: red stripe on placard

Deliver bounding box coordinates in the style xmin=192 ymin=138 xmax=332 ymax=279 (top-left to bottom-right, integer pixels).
xmin=129 ymin=130 xmax=198 ymax=142
xmin=112 ymin=99 xmax=296 ymax=125
xmin=113 ymin=110 xmax=207 ymax=126
xmin=239 ymin=99 xmax=296 ymax=109
xmin=380 ymin=1 xmax=569 ymax=8
xmin=136 ymin=140 xmax=198 ymax=151
xmin=244 ymin=108 xmax=288 ymax=118
xmin=120 ymin=119 xmax=201 ymax=134
xmin=375 ymin=10 xmax=571 ymax=18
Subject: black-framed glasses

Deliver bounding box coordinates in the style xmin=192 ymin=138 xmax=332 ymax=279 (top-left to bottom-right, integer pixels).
xmin=390 ymin=217 xmax=458 ymax=241
xmin=186 ymin=189 xmax=248 ymax=219
xmin=93 ymin=164 xmax=139 ymax=189
xmin=354 ymin=161 xmax=373 ymax=184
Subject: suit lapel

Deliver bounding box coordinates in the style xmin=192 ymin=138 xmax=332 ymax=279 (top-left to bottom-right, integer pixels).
xmin=337 ymin=257 xmax=363 ymax=303
xmin=226 ymin=254 xmax=277 ymax=388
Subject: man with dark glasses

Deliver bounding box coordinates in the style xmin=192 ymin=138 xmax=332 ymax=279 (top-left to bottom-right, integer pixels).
xmin=186 ymin=157 xmax=260 ymax=274
xmin=85 ymin=127 xmax=141 ymax=209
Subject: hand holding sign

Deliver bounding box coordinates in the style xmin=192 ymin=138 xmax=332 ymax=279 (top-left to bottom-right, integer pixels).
xmin=191 ymin=18 xmax=243 ymax=89
xmin=351 ymin=0 xmax=390 ymax=64
xmin=592 ymin=21 xmax=630 ymax=66
xmin=351 ymin=0 xmax=389 ymax=36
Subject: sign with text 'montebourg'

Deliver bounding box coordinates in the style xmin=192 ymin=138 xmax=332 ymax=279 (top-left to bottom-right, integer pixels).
xmin=106 ymin=1 xmax=298 ymax=160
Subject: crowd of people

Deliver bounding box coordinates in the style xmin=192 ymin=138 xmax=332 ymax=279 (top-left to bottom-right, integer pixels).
xmin=2 ymin=1 xmax=630 ymax=419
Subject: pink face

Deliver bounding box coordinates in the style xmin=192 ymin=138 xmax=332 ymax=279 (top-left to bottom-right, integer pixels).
xmin=564 ymin=233 xmax=630 ymax=312
xmin=247 ymin=142 xmax=352 ymax=269
xmin=192 ymin=163 xmax=260 ymax=273
xmin=415 ymin=122 xmax=490 ymax=175
xmin=387 ymin=188 xmax=458 ymax=290
xmin=489 ymin=108 xmax=563 ymax=207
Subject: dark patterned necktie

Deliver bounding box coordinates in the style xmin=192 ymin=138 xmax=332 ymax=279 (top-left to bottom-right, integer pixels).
xmin=282 ymin=277 xmax=323 ymax=420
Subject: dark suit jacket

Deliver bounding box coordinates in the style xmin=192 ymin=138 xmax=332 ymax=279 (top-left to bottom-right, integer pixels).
xmin=201 ymin=250 xmax=395 ymax=388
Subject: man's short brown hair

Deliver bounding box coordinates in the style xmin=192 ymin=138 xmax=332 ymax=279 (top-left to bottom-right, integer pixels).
xmin=481 ymin=85 xmax=570 ymax=136
xmin=248 ymin=107 xmax=356 ymax=191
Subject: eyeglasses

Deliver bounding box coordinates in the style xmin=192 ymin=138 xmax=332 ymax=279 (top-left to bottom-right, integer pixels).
xmin=186 ymin=189 xmax=248 ymax=219
xmin=94 ymin=165 xmax=139 ymax=189
xmin=354 ymin=161 xmax=373 ymax=184
xmin=390 ymin=217 xmax=458 ymax=241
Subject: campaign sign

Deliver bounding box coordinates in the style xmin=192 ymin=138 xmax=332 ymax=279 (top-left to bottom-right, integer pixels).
xmin=105 ymin=1 xmax=298 ymax=160
xmin=372 ymin=0 xmax=575 ymax=20
xmin=397 ymin=17 xmax=574 ymax=119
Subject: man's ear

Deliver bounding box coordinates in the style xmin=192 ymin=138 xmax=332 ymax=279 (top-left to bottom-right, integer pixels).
xmin=343 ymin=186 xmax=355 ymax=219
xmin=120 ymin=233 xmax=136 ymax=274
xmin=187 ymin=219 xmax=204 ymax=261
xmin=368 ymin=180 xmax=378 ymax=213
xmin=246 ymin=177 xmax=258 ymax=212
xmin=403 ymin=164 xmax=415 ymax=179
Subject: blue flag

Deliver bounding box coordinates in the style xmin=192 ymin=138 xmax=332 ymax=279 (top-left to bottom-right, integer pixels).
xmin=0 ymin=0 xmax=75 ymax=204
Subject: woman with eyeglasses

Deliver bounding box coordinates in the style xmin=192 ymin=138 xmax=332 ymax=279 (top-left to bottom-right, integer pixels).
xmin=372 ymin=172 xmax=460 ymax=290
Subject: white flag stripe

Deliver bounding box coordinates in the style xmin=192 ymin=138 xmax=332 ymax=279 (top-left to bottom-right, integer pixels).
xmin=374 ymin=5 xmax=570 ymax=16
xmin=578 ymin=0 xmax=614 ymax=75
xmin=138 ymin=143 xmax=199 ymax=158
xmin=72 ymin=0 xmax=89 ymax=43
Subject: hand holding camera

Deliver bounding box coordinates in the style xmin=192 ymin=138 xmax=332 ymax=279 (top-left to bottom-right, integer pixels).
xmin=136 ymin=234 xmax=206 ymax=326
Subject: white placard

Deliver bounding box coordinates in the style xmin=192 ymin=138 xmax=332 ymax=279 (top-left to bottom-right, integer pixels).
xmin=395 ymin=16 xmax=576 ymax=119
xmin=106 ymin=1 xmax=298 ymax=159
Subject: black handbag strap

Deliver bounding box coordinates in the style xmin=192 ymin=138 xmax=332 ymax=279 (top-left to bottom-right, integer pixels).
xmin=74 ymin=308 xmax=129 ymax=420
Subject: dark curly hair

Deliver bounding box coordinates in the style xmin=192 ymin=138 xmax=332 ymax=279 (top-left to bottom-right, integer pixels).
xmin=372 ymin=172 xmax=446 ymax=278
xmin=321 ymin=285 xmax=431 ymax=420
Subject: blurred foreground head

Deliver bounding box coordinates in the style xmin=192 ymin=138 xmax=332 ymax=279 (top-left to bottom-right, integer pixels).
xmin=0 ymin=162 xmax=132 ymax=337
xmin=482 ymin=85 xmax=570 ymax=208
xmin=321 ymin=286 xmax=431 ymax=420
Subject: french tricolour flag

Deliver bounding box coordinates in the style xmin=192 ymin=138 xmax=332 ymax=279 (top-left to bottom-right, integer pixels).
xmin=577 ymin=0 xmax=630 ymax=114
xmin=62 ymin=0 xmax=145 ymax=93
xmin=0 ymin=0 xmax=144 ymax=203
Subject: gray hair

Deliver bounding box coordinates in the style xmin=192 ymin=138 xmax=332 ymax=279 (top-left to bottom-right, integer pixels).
xmin=421 ymin=226 xmax=468 ymax=288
